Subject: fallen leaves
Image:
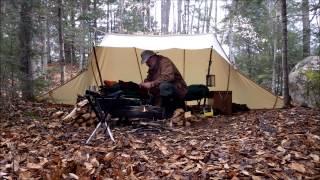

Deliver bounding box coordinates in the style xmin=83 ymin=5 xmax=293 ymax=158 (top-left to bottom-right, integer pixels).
xmin=26 ymin=158 xmax=48 ymax=170
xmin=0 ymin=104 xmax=319 ymax=179
xmin=289 ymin=162 xmax=306 ymax=173
xmin=153 ymin=139 xmax=170 ymax=156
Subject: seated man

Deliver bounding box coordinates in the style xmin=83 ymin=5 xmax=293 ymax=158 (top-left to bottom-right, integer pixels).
xmin=139 ymin=50 xmax=187 ymax=117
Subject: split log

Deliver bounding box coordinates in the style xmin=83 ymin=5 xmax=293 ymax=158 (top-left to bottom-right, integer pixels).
xmin=82 ymin=113 xmax=91 ymax=120
xmin=51 ymin=111 xmax=64 ymax=119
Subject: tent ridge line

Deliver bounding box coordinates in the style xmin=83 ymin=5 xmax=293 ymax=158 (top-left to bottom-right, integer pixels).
xmin=100 ymin=33 xmax=216 ymax=38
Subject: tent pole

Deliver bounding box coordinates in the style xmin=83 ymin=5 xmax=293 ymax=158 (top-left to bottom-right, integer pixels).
xmin=204 ymin=46 xmax=213 ymax=106
xmin=206 ymin=46 xmax=213 ymax=85
xmin=226 ymin=64 xmax=231 ymax=91
xmin=134 ymin=47 xmax=143 ymax=82
xmin=183 ymin=49 xmax=186 ymax=79
xmin=92 ymin=45 xmax=104 ymax=86
xmin=90 ymin=57 xmax=99 ymax=87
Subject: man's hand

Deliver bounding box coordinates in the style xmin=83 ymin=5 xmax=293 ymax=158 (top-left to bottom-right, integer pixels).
xmin=140 ymin=82 xmax=153 ymax=89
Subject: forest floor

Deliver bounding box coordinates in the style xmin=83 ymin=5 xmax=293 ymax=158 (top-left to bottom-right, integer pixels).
xmin=0 ymin=101 xmax=319 ymax=179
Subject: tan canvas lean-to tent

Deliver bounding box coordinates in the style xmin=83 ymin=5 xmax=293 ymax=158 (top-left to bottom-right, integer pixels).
xmin=39 ymin=34 xmax=283 ymax=109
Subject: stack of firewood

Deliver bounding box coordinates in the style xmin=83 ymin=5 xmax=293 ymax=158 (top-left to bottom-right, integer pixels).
xmin=52 ymin=100 xmax=204 ymax=128
xmin=52 ymin=99 xmax=98 ymax=127
xmin=169 ymin=108 xmax=203 ymax=127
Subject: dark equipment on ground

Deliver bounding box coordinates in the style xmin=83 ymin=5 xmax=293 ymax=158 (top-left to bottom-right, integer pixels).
xmin=85 ymin=82 xmax=166 ymax=144
xmin=84 ymin=81 xmax=240 ymax=143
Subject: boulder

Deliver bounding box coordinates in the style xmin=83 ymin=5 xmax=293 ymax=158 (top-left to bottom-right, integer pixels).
xmin=289 ymin=56 xmax=320 ymax=108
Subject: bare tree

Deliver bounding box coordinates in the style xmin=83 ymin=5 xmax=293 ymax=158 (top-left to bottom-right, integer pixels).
xmin=40 ymin=1 xmax=47 ymax=78
xmin=70 ymin=0 xmax=76 ymax=66
xmin=272 ymin=5 xmax=280 ymax=94
xmin=58 ymin=0 xmax=65 ymax=84
xmin=302 ymin=0 xmax=310 ymax=57
xmin=182 ymin=0 xmax=190 ymax=34
xmin=118 ymin=0 xmax=125 ymax=32
xmin=146 ymin=0 xmax=151 ymax=32
xmin=196 ymin=1 xmax=203 ymax=33
xmin=79 ymin=0 xmax=89 ymax=70
xmin=202 ymin=0 xmax=207 ymax=33
xmin=93 ymin=0 xmax=98 ymax=42
xmin=0 ymin=0 xmax=3 ymax=97
xmin=214 ymin=0 xmax=217 ymax=31
xmin=227 ymin=0 xmax=237 ymax=64
xmin=177 ymin=0 xmax=182 ymax=33
xmin=45 ymin=0 xmax=51 ymax=64
xmin=186 ymin=0 xmax=190 ymax=33
xmin=161 ymin=0 xmax=171 ymax=33
xmin=19 ymin=0 xmax=34 ymax=99
xmin=281 ymin=0 xmax=290 ymax=107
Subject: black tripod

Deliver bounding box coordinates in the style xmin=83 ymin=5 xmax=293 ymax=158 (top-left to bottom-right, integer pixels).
xmin=85 ymin=91 xmax=115 ymax=144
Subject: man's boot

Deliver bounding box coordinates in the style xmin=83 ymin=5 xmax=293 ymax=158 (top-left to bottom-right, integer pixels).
xmin=161 ymin=95 xmax=175 ymax=118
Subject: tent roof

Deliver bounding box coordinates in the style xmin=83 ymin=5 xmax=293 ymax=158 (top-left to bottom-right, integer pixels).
xmin=99 ymin=34 xmax=229 ymax=62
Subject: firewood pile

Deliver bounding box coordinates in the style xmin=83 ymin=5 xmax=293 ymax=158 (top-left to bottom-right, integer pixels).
xmin=52 ymin=99 xmax=206 ymax=128
xmin=169 ymin=108 xmax=204 ymax=127
xmin=51 ymin=99 xmax=98 ymax=127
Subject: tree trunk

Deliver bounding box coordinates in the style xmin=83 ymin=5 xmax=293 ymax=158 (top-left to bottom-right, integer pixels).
xmin=0 ymin=0 xmax=3 ymax=97
xmin=110 ymin=12 xmax=115 ymax=32
xmin=58 ymin=0 xmax=65 ymax=84
xmin=161 ymin=0 xmax=165 ymax=33
xmin=228 ymin=0 xmax=236 ymax=64
xmin=302 ymin=0 xmax=310 ymax=58
xmin=202 ymin=0 xmax=207 ymax=33
xmin=161 ymin=0 xmax=171 ymax=33
xmin=107 ymin=1 xmax=110 ymax=32
xmin=79 ymin=0 xmax=88 ymax=70
xmin=40 ymin=9 xmax=47 ymax=78
xmin=281 ymin=0 xmax=290 ymax=107
xmin=177 ymin=0 xmax=182 ymax=33
xmin=70 ymin=0 xmax=75 ymax=66
xmin=166 ymin=0 xmax=171 ymax=33
xmin=247 ymin=44 xmax=252 ymax=78
xmin=93 ymin=0 xmax=98 ymax=42
xmin=190 ymin=6 xmax=195 ymax=33
xmin=277 ymin=57 xmax=282 ymax=95
xmin=186 ymin=0 xmax=190 ymax=33
xmin=46 ymin=0 xmax=52 ymax=64
xmin=64 ymin=42 xmax=71 ymax=64
xmin=146 ymin=0 xmax=151 ymax=32
xmin=110 ymin=10 xmax=113 ymax=32
xmin=272 ymin=6 xmax=280 ymax=94
xmin=63 ymin=3 xmax=71 ymax=64
xmin=118 ymin=0 xmax=124 ymax=32
xmin=214 ymin=0 xmax=217 ymax=30
xmin=196 ymin=1 xmax=203 ymax=33
xmin=172 ymin=0 xmax=176 ymax=33
xmin=19 ymin=0 xmax=34 ymax=100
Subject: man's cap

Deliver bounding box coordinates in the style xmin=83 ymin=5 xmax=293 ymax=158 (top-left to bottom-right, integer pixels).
xmin=141 ymin=50 xmax=157 ymax=64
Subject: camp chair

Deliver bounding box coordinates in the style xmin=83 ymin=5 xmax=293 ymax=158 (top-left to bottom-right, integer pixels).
xmin=184 ymin=84 xmax=209 ymax=107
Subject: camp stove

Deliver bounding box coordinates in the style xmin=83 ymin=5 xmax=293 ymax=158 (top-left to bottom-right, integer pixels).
xmin=85 ymin=89 xmax=165 ymax=143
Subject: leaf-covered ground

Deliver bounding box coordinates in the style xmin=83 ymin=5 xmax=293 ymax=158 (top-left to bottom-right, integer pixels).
xmin=1 ymin=102 xmax=319 ymax=179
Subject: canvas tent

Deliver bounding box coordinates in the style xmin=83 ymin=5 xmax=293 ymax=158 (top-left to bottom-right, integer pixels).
xmin=40 ymin=34 xmax=283 ymax=109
